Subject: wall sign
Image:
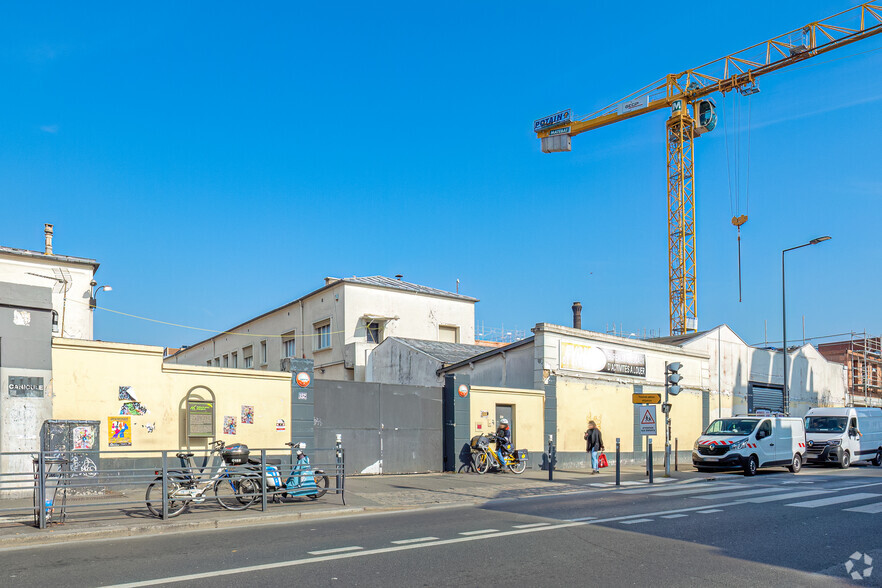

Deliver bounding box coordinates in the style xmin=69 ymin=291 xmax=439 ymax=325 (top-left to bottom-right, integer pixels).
xmin=296 ymin=372 xmax=311 ymax=388
xmin=109 ymin=416 xmax=132 ymax=447
xmin=187 ymin=400 xmax=215 ymax=438
xmin=560 ymin=341 xmax=646 ymax=378
xmin=8 ymin=376 xmax=45 ymax=398
xmin=458 ymin=384 xmax=469 ymax=398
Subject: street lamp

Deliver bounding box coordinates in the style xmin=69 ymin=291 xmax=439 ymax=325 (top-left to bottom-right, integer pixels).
xmin=89 ymin=280 xmax=112 ymax=310
xmin=782 ymin=236 xmax=831 ymax=413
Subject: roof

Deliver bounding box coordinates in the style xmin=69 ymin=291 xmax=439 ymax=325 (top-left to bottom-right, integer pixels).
xmin=340 ymin=276 xmax=478 ymax=302
xmin=647 ymin=331 xmax=709 ymax=346
xmin=0 ymin=245 xmax=100 ymax=270
xmin=391 ymin=338 xmax=491 ymax=365
xmin=439 ymin=336 xmax=536 ymax=373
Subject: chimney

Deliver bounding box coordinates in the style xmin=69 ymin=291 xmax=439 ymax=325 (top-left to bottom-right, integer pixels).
xmin=572 ymin=301 xmax=582 ymax=330
xmin=324 ymin=277 xmax=339 ymax=286
xmin=44 ymin=224 xmax=54 ymax=255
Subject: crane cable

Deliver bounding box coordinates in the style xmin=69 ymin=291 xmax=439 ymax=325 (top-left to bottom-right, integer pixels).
xmin=723 ymin=92 xmax=751 ymax=303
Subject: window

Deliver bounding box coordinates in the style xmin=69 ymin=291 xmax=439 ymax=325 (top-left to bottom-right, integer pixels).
xmin=214 ymin=358 xmax=220 ymax=367
xmin=231 ymin=352 xmax=238 ymax=368
xmin=243 ymin=346 xmax=253 ymax=368
xmin=757 ymin=420 xmax=772 ymax=439
xmin=366 ymin=321 xmax=381 ymax=344
xmin=260 ymin=340 xmax=267 ymax=365
xmin=439 ymin=325 xmax=459 ymax=344
xmin=283 ymin=334 xmax=296 ymax=358
xmin=206 ymin=360 xmax=212 ymax=367
xmin=315 ymin=321 xmax=331 ymax=350
xmin=222 ymin=355 xmax=228 ymax=368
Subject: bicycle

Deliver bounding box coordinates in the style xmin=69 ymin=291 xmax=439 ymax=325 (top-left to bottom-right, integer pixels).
xmin=145 ymin=440 xmax=259 ymax=517
xmin=472 ymin=434 xmax=527 ymax=474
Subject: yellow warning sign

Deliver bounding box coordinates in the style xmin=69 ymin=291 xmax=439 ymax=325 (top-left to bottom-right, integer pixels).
xmin=632 ymin=393 xmax=661 ymax=404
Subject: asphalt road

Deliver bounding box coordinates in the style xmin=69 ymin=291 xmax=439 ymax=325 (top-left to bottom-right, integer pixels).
xmin=6 ymin=465 xmax=882 ymax=587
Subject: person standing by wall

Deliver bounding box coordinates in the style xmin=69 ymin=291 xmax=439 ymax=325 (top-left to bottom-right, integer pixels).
xmin=584 ymin=420 xmax=604 ymax=474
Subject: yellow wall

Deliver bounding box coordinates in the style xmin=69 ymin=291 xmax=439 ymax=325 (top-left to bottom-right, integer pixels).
xmin=555 ymin=377 xmax=706 ymax=453
xmin=51 ymin=338 xmax=292 ymax=452
xmin=469 ymin=386 xmax=545 ymax=453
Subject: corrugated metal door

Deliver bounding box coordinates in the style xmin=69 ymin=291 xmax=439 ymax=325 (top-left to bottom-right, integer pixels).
xmin=748 ymin=384 xmax=784 ymax=413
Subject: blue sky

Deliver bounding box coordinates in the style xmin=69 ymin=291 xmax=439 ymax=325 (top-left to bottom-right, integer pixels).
xmin=1 ymin=1 xmax=880 ymax=347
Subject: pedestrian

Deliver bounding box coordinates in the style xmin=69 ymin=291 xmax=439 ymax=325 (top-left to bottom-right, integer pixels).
xmin=584 ymin=420 xmax=604 ymax=474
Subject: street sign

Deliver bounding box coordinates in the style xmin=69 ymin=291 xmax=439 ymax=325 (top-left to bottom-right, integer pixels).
xmin=632 ymin=393 xmax=661 ymax=404
xmin=639 ymin=406 xmax=657 ymax=435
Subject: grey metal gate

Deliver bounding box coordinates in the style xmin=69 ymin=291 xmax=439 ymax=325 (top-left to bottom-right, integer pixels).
xmin=313 ymin=380 xmax=441 ymax=474
xmin=748 ymin=383 xmax=785 ymax=413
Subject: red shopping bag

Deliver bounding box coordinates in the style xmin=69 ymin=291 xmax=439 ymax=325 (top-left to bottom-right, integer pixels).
xmin=598 ymin=453 xmax=609 ymax=468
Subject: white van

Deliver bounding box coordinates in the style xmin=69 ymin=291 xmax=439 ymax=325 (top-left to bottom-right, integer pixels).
xmin=692 ymin=416 xmax=806 ymax=476
xmin=803 ymin=407 xmax=882 ymax=468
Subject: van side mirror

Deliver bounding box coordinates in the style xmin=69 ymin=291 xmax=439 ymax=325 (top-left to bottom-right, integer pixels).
xmin=756 ymin=430 xmax=767 ymax=440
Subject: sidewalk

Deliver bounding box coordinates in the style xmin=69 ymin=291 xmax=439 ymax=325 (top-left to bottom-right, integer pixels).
xmin=0 ymin=465 xmax=710 ymax=547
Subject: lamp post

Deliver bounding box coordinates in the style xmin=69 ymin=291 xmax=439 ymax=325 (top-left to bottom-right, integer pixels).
xmin=782 ymin=236 xmax=830 ymax=413
xmin=89 ymin=280 xmax=112 ymax=310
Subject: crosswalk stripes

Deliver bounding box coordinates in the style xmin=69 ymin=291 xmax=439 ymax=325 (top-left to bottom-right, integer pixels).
xmin=741 ymin=490 xmax=831 ymax=503
xmin=786 ymin=493 xmax=882 ymax=508
xmin=695 ymin=487 xmax=798 ymax=500
xmin=654 ymin=484 xmax=742 ymax=497
xmin=845 ymin=502 xmax=882 ymax=514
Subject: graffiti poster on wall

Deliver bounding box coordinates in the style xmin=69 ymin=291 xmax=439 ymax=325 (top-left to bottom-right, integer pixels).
xmin=120 ymin=402 xmax=148 ymax=416
xmin=241 ymin=405 xmax=254 ymax=424
xmin=276 ymin=419 xmax=286 ymax=432
xmin=73 ymin=426 xmax=95 ymax=450
xmin=118 ymin=386 xmax=138 ymax=401
xmin=108 ymin=416 xmax=132 ymax=447
xmin=223 ymin=416 xmax=237 ymax=435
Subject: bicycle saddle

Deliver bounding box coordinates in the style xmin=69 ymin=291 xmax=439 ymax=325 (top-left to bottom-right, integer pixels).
xmin=175 ymin=452 xmax=194 ymax=459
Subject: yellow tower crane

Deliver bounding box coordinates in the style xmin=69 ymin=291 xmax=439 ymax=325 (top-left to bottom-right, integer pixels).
xmin=535 ymin=3 xmax=882 ymax=335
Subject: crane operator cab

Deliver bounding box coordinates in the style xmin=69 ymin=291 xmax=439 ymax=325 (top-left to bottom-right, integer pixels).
xmin=693 ymin=99 xmax=717 ymax=136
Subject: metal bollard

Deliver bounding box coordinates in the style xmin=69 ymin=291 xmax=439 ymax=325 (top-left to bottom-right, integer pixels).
xmin=675 ymin=438 xmax=679 ymax=472
xmin=547 ymin=435 xmax=554 ymax=481
xmin=260 ymin=449 xmax=268 ymax=512
xmin=161 ymin=451 xmax=169 ymax=521
xmin=37 ymin=450 xmax=46 ymax=529
xmin=648 ymin=438 xmax=654 ymax=484
xmin=615 ymin=438 xmax=621 ymax=486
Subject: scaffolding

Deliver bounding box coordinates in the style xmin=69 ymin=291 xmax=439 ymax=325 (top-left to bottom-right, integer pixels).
xmin=848 ymin=333 xmax=882 ymax=407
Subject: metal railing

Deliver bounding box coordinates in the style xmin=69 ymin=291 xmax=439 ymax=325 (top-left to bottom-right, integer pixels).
xmin=0 ymin=438 xmax=345 ymax=530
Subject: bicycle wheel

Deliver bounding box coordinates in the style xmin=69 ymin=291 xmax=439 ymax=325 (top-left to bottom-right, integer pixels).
xmin=312 ymin=471 xmax=330 ymax=498
xmin=215 ymin=474 xmax=257 ymax=510
xmin=145 ymin=477 xmax=190 ymax=518
xmin=507 ymin=458 xmax=526 ymax=474
xmin=474 ymin=451 xmax=490 ymax=474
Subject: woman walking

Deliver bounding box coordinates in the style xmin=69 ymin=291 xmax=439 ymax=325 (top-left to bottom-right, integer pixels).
xmin=584 ymin=421 xmax=604 ymax=474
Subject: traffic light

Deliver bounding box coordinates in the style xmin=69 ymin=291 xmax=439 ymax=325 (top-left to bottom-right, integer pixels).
xmin=666 ymin=362 xmax=682 ymax=396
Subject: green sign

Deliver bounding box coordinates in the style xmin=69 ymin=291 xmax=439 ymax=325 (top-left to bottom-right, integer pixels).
xmin=187 ymin=400 xmax=215 ymax=438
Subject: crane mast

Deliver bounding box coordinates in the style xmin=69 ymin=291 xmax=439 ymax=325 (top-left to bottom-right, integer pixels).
xmin=535 ymin=3 xmax=882 ymax=335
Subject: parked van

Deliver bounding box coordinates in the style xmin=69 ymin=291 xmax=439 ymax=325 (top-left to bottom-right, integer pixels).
xmin=693 ymin=416 xmax=806 ymax=476
xmin=803 ymin=407 xmax=882 ymax=468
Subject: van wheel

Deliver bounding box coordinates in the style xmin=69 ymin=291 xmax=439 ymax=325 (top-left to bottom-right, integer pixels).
xmin=839 ymin=451 xmax=851 ymax=469
xmin=872 ymin=450 xmax=882 ymax=467
xmin=788 ymin=453 xmax=803 ymax=473
xmin=743 ymin=455 xmax=758 ymax=477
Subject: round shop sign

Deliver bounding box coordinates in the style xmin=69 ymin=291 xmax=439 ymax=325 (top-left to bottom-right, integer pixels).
xmin=296 ymin=372 xmax=311 ymax=388
xmin=457 ymin=384 xmax=469 ymax=398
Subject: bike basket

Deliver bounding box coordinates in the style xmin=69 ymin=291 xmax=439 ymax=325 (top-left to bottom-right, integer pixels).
xmin=221 ymin=444 xmax=250 ymax=465
xmin=470 ymin=435 xmax=489 ymax=449
xmin=516 ymin=449 xmax=528 ymax=461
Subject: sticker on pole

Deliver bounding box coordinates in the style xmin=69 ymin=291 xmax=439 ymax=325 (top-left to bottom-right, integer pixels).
xmin=639 ymin=406 xmax=657 ymax=435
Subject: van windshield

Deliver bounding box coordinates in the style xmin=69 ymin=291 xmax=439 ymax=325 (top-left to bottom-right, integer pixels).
xmin=704 ymin=419 xmax=759 ymax=436
xmin=805 ymin=416 xmax=847 ymax=433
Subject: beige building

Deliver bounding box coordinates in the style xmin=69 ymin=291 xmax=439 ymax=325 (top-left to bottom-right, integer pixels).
xmin=167 ymin=276 xmax=478 ymax=381
xmin=0 ymin=224 xmax=99 ymax=339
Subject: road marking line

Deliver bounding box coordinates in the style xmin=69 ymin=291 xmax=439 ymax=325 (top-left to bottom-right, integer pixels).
xmin=512 ymin=523 xmax=551 ymax=529
xmin=391 ymin=537 xmax=439 ymax=545
xmin=786 ymin=493 xmax=881 ymax=508
xmin=619 ymin=518 xmax=653 ymax=524
xmin=661 ymin=514 xmax=687 ymax=519
xmin=307 ymin=546 xmax=363 ymax=556
xmin=622 ymin=482 xmax=722 ymax=495
xmin=845 ymin=502 xmax=882 ymax=514
xmin=697 ymin=488 xmax=792 ymax=500
xmin=654 ymin=485 xmax=742 ymax=497
xmin=459 ymin=529 xmax=498 ymax=536
xmin=740 ymin=490 xmax=830 ymax=503
xmin=696 ymin=509 xmax=723 ymax=514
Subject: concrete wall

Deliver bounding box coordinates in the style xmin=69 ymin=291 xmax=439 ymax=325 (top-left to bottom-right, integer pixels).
xmin=469 ymin=386 xmax=545 ymax=455
xmin=0 ymin=251 xmax=96 ymax=340
xmin=51 ymin=338 xmax=292 ymax=452
xmin=365 ymin=338 xmax=445 ymax=388
xmin=445 ymin=341 xmax=534 ymax=389
xmin=168 ymin=280 xmax=476 ymax=382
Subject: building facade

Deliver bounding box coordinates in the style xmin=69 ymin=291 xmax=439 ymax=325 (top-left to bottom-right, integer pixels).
xmin=0 ymin=224 xmax=99 ymax=340
xmin=817 ymin=336 xmax=882 ymax=407
xmin=167 ymin=276 xmax=478 ymax=381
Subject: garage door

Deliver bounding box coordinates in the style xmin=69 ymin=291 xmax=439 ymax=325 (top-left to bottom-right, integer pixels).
xmin=748 ymin=384 xmax=784 ymax=414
